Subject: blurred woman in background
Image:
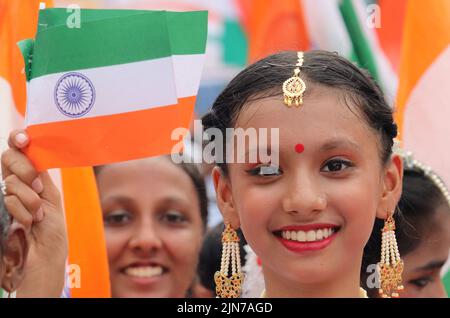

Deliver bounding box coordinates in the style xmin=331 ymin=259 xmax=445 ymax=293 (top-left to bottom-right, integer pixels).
xmin=94 ymin=156 xmax=208 ymax=298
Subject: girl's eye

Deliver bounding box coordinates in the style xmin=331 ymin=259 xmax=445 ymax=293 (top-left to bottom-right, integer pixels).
xmin=409 ymin=276 xmax=433 ymax=289
xmin=321 ymin=159 xmax=353 ymax=173
xmin=161 ymin=210 xmax=187 ymax=224
xmin=247 ymin=165 xmax=282 ymax=177
xmin=104 ymin=210 xmax=132 ymax=226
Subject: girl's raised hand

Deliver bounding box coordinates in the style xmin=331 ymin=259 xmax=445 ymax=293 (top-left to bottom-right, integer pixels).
xmin=1 ymin=129 xmax=67 ymax=297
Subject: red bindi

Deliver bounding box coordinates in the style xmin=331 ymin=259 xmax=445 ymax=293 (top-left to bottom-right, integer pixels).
xmin=294 ymin=143 xmax=305 ymax=153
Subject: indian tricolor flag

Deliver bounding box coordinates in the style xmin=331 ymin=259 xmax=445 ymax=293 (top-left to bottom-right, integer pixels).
xmin=1 ymin=0 xmax=112 ymax=298
xmin=395 ymin=0 xmax=450 ymax=295
xmin=20 ymin=9 xmax=207 ymax=170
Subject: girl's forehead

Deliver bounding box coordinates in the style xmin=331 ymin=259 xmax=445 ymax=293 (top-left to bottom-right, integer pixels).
xmin=237 ymin=85 xmax=359 ymax=123
xmin=234 ymin=91 xmax=374 ymax=151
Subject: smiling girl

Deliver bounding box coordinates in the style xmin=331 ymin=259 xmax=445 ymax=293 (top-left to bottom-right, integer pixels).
xmin=1 ymin=49 xmax=404 ymax=298
xmin=203 ymin=50 xmax=403 ymax=298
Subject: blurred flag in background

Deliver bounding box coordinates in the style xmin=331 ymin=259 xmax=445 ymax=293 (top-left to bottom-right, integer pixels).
xmin=394 ymin=0 xmax=450 ymax=295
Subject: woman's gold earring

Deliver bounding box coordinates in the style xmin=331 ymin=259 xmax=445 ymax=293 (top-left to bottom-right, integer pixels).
xmin=214 ymin=222 xmax=244 ymax=298
xmin=378 ymin=211 xmax=404 ymax=298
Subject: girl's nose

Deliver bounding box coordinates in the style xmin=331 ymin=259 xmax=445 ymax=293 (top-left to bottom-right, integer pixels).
xmin=281 ymin=171 xmax=327 ymax=216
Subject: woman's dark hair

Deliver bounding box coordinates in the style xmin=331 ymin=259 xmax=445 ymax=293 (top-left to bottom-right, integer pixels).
xmin=361 ymin=165 xmax=450 ymax=296
xmin=176 ymin=160 xmax=209 ymax=230
xmin=94 ymin=157 xmax=209 ymax=229
xmin=0 ymin=191 xmax=10 ymax=254
xmin=202 ymin=50 xmax=397 ymax=174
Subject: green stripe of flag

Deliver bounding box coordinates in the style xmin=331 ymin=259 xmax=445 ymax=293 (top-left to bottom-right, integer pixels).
xmin=444 ymin=270 xmax=450 ymax=297
xmin=27 ymin=10 xmax=207 ymax=80
xmin=166 ymin=11 xmax=208 ymax=55
xmin=339 ymin=0 xmax=380 ymax=82
xmin=222 ymin=19 xmax=248 ymax=67
xmin=37 ymin=8 xmax=148 ymax=31
xmin=31 ymin=12 xmax=170 ymax=79
xmin=37 ymin=9 xmax=207 ymax=55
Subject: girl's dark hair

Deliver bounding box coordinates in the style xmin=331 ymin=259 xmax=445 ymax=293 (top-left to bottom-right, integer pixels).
xmin=94 ymin=157 xmax=208 ymax=229
xmin=361 ymin=165 xmax=449 ymax=296
xmin=202 ymin=50 xmax=397 ymax=174
xmin=0 ymin=191 xmax=10 ymax=254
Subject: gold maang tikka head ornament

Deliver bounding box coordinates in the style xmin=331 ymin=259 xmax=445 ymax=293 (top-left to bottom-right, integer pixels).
xmin=283 ymin=51 xmax=306 ymax=107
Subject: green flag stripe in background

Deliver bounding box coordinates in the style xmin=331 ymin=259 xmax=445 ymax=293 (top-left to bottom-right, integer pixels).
xmin=339 ymin=0 xmax=380 ymax=82
xmin=29 ymin=10 xmax=207 ymax=80
xmin=444 ymin=270 xmax=450 ymax=296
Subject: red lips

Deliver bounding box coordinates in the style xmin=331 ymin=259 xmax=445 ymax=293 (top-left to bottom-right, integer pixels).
xmin=275 ymin=224 xmax=339 ymax=253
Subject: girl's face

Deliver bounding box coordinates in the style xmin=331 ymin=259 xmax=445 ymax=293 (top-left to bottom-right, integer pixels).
xmin=401 ymin=205 xmax=450 ymax=298
xmin=214 ymin=85 xmax=402 ymax=294
xmin=96 ymin=158 xmax=204 ymax=298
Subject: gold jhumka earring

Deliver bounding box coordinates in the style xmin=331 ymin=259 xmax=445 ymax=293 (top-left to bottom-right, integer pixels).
xmin=378 ymin=211 xmax=404 ymax=298
xmin=214 ymin=222 xmax=244 ymax=298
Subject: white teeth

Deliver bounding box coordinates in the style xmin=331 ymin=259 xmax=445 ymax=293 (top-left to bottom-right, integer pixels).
xmin=297 ymin=231 xmax=306 ymax=242
xmin=316 ymin=229 xmax=323 ymax=240
xmin=291 ymin=231 xmax=297 ymax=240
xmin=281 ymin=228 xmax=336 ymax=243
xmin=306 ymin=230 xmax=316 ymax=242
xmin=125 ymin=266 xmax=163 ymax=278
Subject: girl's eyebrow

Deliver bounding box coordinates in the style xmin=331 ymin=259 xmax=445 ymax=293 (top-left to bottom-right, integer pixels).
xmin=244 ymin=146 xmax=274 ymax=162
xmin=320 ymin=138 xmax=361 ymax=152
xmin=414 ymin=260 xmax=446 ymax=272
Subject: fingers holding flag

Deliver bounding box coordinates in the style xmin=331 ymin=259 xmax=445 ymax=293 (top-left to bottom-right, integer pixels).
xmin=1 ymin=174 xmax=42 ymax=227
xmin=3 ymin=130 xmax=41 ymax=193
xmin=8 ymin=129 xmax=30 ymax=149
xmin=1 ymin=129 xmax=62 ymax=226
